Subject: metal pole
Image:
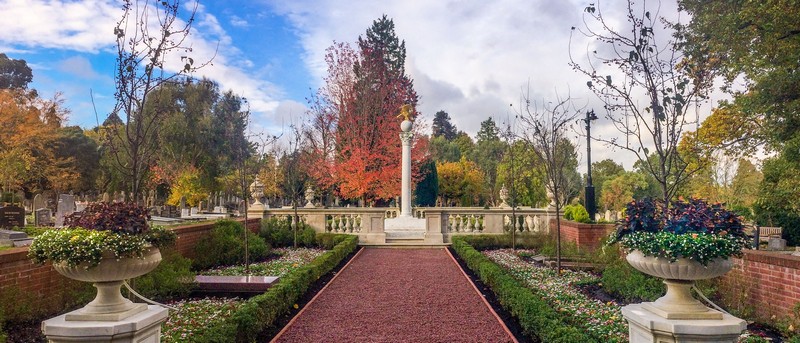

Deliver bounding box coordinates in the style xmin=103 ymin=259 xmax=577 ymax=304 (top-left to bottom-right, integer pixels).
xmin=584 ymin=110 xmax=597 ymax=222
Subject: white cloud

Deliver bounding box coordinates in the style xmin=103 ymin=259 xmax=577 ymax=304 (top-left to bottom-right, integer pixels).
xmin=0 ymin=0 xmax=286 ymax=128
xmin=57 ymin=56 xmax=103 ymax=80
xmin=230 ymin=15 xmax=249 ymax=28
xmin=0 ymin=0 xmax=120 ymax=52
xmin=266 ymin=0 xmax=720 ymax=170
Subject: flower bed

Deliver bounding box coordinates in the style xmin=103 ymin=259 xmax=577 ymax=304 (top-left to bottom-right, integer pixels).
xmin=484 ymin=249 xmax=772 ymax=343
xmin=200 ymin=248 xmax=326 ymax=277
xmin=451 ymin=237 xmax=593 ymax=342
xmin=194 ymin=234 xmax=358 ymax=342
xmin=162 ymin=297 xmax=243 ymax=343
xmin=484 ymin=249 xmax=628 ymax=342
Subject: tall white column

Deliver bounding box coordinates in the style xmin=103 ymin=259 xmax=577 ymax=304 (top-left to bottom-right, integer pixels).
xmin=400 ymin=120 xmax=413 ymax=217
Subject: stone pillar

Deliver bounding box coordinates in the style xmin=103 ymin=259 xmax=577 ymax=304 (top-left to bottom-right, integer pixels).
xmin=43 ymin=305 xmax=168 ymax=343
xmin=622 ymin=304 xmax=746 ymax=343
xmin=400 ymin=121 xmax=413 ymax=218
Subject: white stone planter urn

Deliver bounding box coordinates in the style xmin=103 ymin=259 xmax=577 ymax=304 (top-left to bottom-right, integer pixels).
xmin=52 ymin=246 xmax=162 ymax=321
xmin=626 ymin=249 xmax=733 ymax=319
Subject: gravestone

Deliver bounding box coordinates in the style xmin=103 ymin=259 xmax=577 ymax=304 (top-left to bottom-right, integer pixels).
xmin=75 ymin=201 xmax=87 ymax=212
xmin=767 ymin=236 xmax=787 ymax=251
xmin=604 ymin=210 xmax=613 ymax=222
xmin=102 ymin=192 xmax=110 ymax=202
xmin=35 ymin=208 xmax=53 ymax=226
xmin=55 ymin=194 xmax=76 ymax=228
xmin=179 ymin=196 xmax=187 ymax=210
xmin=32 ymin=194 xmax=45 ymax=210
xmin=0 ymin=206 xmax=25 ymax=229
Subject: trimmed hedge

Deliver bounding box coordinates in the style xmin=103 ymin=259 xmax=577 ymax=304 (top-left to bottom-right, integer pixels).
xmin=195 ymin=234 xmax=358 ymax=342
xmin=451 ymin=236 xmax=597 ymax=343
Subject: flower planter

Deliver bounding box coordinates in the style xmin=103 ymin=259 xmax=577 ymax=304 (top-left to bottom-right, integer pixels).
xmin=52 ymin=246 xmax=162 ymax=321
xmin=626 ymin=249 xmax=732 ymax=319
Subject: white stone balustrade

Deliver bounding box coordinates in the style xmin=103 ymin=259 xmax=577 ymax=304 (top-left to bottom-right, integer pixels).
xmin=251 ymin=206 xmax=557 ymax=244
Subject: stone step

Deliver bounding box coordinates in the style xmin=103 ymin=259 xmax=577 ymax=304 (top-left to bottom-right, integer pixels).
xmin=384 ymin=230 xmax=426 ymax=240
xmin=362 ymin=242 xmax=449 ymax=248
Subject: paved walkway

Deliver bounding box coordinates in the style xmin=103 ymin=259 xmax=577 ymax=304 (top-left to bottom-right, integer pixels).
xmin=272 ymin=248 xmax=515 ymax=343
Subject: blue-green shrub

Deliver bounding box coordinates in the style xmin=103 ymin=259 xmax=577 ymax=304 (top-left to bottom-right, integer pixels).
xmin=193 ymin=219 xmax=270 ymax=270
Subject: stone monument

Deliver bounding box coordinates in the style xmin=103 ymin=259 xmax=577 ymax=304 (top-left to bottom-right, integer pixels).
xmin=383 ymin=105 xmax=437 ymax=243
xmin=498 ymin=184 xmax=510 ymax=208
xmin=54 ymin=194 xmax=76 ymax=228
xmin=32 ymin=194 xmax=45 ymax=211
xmin=304 ymin=187 xmax=315 ymax=208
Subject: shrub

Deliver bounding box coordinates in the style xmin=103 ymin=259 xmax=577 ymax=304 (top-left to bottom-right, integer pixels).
xmin=563 ymin=204 xmax=590 ymax=223
xmin=196 ymin=234 xmax=358 ymax=342
xmin=451 ymin=236 xmax=596 ymax=342
xmin=193 ymin=220 xmax=270 ymax=270
xmin=457 ymin=233 xmax=543 ymax=250
xmin=259 ymin=217 xmax=316 ymax=248
xmin=64 ymin=201 xmax=150 ymax=234
xmin=563 ymin=204 xmax=576 ymax=220
xmin=15 ymin=226 xmax=50 ymax=237
xmin=131 ymin=247 xmax=195 ymax=301
xmin=600 ymin=256 xmax=664 ymax=303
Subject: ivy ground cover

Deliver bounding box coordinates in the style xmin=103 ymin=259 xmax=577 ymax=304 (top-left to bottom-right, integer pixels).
xmin=483 ymin=249 xmax=768 ymax=343
xmin=200 ymin=247 xmax=326 ymax=277
xmin=484 ymin=249 xmax=629 ymax=342
xmin=162 ymin=247 xmax=326 ymax=341
xmin=162 ymin=297 xmax=242 ymax=343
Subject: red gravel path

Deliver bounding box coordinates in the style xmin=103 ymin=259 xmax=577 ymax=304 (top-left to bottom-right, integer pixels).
xmin=272 ymin=248 xmax=515 ymax=343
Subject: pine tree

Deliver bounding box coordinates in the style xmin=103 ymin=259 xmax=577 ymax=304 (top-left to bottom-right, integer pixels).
xmin=432 ymin=110 xmax=457 ymax=140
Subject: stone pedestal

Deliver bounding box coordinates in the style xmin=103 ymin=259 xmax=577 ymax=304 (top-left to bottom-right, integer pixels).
xmin=43 ymin=305 xmax=168 ymax=343
xmin=247 ymin=203 xmax=266 ymax=219
xmin=622 ymin=304 xmax=746 ymax=343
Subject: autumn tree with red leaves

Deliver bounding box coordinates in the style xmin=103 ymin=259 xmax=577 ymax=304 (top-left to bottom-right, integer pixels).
xmin=304 ymin=16 xmax=427 ymax=205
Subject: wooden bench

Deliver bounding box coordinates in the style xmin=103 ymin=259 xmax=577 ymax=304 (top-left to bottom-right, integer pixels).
xmin=759 ymin=227 xmax=782 ymax=242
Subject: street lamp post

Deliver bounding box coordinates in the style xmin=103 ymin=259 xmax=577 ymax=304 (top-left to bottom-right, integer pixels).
xmin=583 ymin=110 xmax=598 ymax=221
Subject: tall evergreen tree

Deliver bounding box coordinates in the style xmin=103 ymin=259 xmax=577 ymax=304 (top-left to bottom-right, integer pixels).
xmin=0 ymin=53 xmax=32 ymax=89
xmin=358 ymin=14 xmax=407 ymax=75
xmin=432 ymin=110 xmax=457 ymax=140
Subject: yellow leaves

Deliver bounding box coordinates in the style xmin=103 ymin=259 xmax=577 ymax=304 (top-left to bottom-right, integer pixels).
xmin=436 ymin=157 xmax=485 ymax=205
xmin=0 ymin=89 xmax=64 ymax=192
xmin=166 ymin=166 xmax=208 ymax=207
xmin=258 ymin=154 xmax=284 ymax=199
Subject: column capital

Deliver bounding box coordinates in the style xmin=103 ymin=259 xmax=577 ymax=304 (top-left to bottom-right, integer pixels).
xmin=399 ymin=131 xmax=413 ymax=144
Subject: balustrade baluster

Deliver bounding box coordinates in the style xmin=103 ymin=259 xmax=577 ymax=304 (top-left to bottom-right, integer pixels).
xmin=347 ymin=215 xmax=354 ymax=233
xmin=468 ymin=214 xmax=476 ymax=232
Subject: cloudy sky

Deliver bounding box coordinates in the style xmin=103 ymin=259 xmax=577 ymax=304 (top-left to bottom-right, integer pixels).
xmin=0 ymin=0 xmax=721 ymax=170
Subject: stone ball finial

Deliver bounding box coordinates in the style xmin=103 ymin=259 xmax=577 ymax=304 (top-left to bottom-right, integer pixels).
xmin=400 ymin=120 xmax=413 ymax=132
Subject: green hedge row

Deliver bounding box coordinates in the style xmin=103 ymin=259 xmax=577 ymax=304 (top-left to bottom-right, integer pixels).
xmin=451 ymin=236 xmax=597 ymax=343
xmin=195 ymin=234 xmax=358 ymax=342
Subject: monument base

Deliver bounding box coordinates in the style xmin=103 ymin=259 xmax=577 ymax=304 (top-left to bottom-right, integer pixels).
xmin=43 ymin=305 xmax=168 ymax=343
xmin=384 ymin=216 xmax=426 ymax=241
xmin=622 ymin=304 xmax=746 ymax=343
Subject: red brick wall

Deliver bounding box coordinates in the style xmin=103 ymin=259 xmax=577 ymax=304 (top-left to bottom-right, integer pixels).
xmin=551 ymin=219 xmax=615 ymax=251
xmin=0 ymin=218 xmax=260 ymax=319
xmin=717 ymin=250 xmax=800 ymax=322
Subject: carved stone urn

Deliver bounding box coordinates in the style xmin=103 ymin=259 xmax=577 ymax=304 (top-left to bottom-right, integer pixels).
xmin=52 ymin=247 xmax=162 ymax=321
xmin=626 ymin=250 xmax=733 ymax=319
